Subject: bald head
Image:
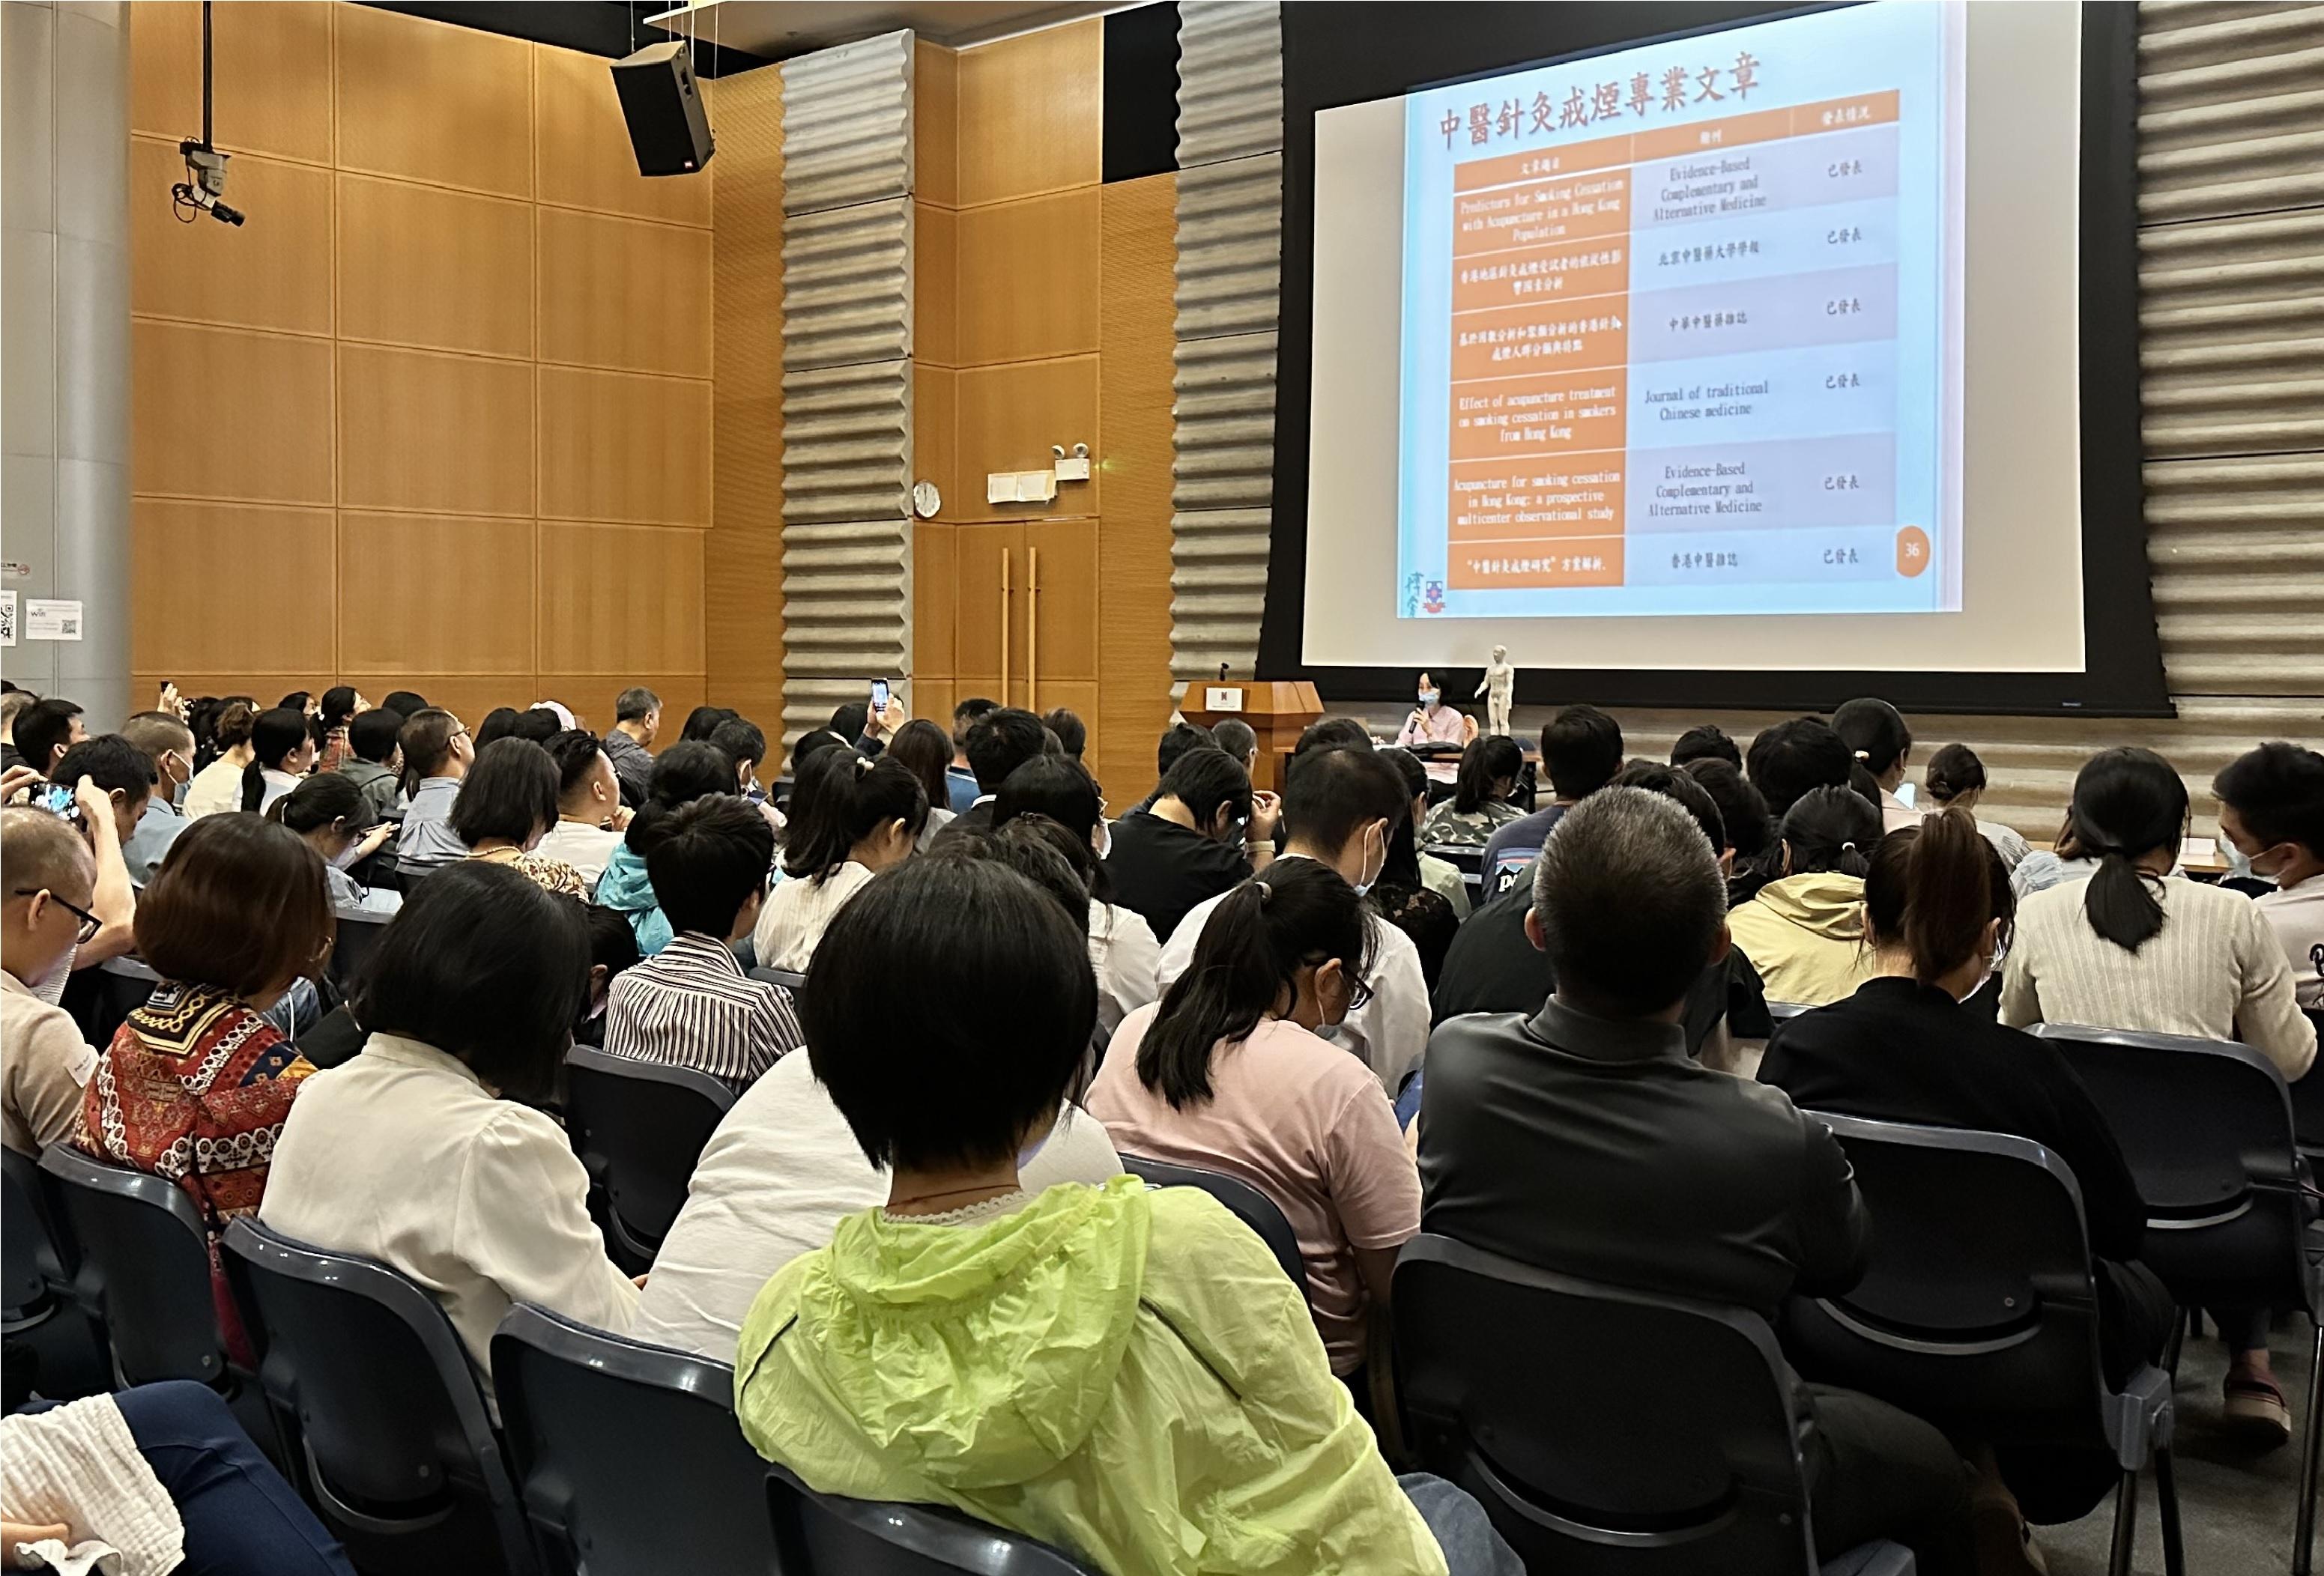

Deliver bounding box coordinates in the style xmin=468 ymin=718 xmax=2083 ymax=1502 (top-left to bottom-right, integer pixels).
xmin=3 ymin=807 xmax=94 ymax=904
xmin=1531 ymin=786 xmax=1728 ymax=1017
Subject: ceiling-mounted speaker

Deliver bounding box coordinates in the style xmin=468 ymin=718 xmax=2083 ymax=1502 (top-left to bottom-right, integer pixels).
xmin=611 ymin=39 xmax=714 ymax=177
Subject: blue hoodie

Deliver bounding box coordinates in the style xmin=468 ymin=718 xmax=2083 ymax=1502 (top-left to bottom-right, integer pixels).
xmin=593 ymin=840 xmax=672 ymax=956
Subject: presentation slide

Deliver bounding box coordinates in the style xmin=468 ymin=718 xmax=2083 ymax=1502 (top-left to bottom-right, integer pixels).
xmin=1399 ymin=2 xmax=1959 ymax=622
xmin=1303 ymin=1 xmax=2093 ymax=678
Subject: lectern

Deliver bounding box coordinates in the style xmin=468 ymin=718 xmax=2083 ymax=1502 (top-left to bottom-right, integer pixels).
xmin=1178 ymin=681 xmax=1324 ymax=793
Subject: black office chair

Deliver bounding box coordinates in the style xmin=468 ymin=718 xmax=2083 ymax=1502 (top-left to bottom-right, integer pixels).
xmin=37 ymin=1143 xmax=229 ymax=1387
xmin=327 ymin=910 xmax=393 ymax=992
xmin=2036 ymin=1022 xmax=2322 ymax=1576
xmin=491 ymin=1303 xmax=778 ymax=1576
xmin=2293 ymin=1008 xmax=2324 ymax=1169
xmin=2 ymin=1146 xmax=58 ymax=1331
xmin=748 ymin=966 xmax=809 ymax=992
xmin=1784 ymin=1115 xmax=2179 ymax=1576
xmin=223 ymin=1218 xmax=539 ymax=1576
xmin=767 ymin=1463 xmax=1102 ymax=1575
xmin=1116 ymin=1153 xmax=1305 ymax=1286
xmin=562 ymin=1047 xmax=733 ymax=1275
xmin=1394 ymin=1234 xmax=1913 ymax=1576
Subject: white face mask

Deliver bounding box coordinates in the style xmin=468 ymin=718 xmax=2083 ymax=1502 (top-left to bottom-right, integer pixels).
xmin=2223 ymin=840 xmax=2287 ymax=884
xmin=1351 ymin=822 xmax=1387 ymax=897
xmin=1418 ymin=691 xmax=1439 ymax=709
xmin=1092 ymin=819 xmax=1113 ymax=861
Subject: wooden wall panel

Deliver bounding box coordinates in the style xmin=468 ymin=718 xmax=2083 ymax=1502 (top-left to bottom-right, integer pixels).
xmin=136 ymin=673 xmax=334 ymax=712
xmin=954 ymin=357 xmax=1100 ymax=519
xmin=915 ymin=41 xmax=958 ymax=208
xmin=915 ymin=366 xmax=957 ymax=522
xmin=131 ymin=502 xmax=336 ymax=677
xmin=339 ymin=345 xmax=535 ymax=516
xmin=537 ymin=207 xmax=712 ymax=377
xmin=536 ymin=524 xmax=706 ymax=673
xmin=539 ymin=368 xmax=712 ymax=526
xmin=336 ymin=175 xmax=534 ymax=358
xmin=131 ymin=322 xmax=334 ymax=504
xmin=335 ymin=4 xmax=533 ymax=198
xmin=916 ymin=202 xmax=958 ymax=367
xmin=1027 ymin=520 xmax=1098 ymax=682
xmin=336 ymin=512 xmax=536 ymax=675
xmin=536 ymin=673 xmax=707 ymax=731
xmin=954 ymin=190 xmax=1100 ymax=366
xmin=914 ymin=523 xmax=957 ymax=682
xmin=130 ymin=1 xmax=333 ymax=166
xmin=535 ymin=43 xmax=712 ymax=227
xmin=955 ymin=21 xmax=1102 ymax=206
xmin=336 ymin=676 xmax=541 ymax=731
xmin=130 ymin=143 xmax=333 ymax=334
xmin=705 ymin=527 xmax=785 ymax=686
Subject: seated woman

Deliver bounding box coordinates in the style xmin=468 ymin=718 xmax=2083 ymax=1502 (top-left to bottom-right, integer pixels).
xmin=885 ymin=717 xmax=959 ymax=849
xmin=1922 ymin=742 xmax=2033 ymax=871
xmin=450 ymin=737 xmax=591 ymax=897
xmin=261 ymin=862 xmax=637 ymax=1386
xmin=1376 ymin=747 xmax=1465 ymax=974
xmin=1419 ymin=733 xmax=1525 ymax=851
xmin=267 ymin=771 xmax=401 ymax=918
xmin=1088 ymin=860 xmax=1419 ymax=1384
xmin=992 ymin=754 xmax=1160 ymax=1043
xmin=181 ymin=700 xmax=255 ymax=820
xmin=77 ymin=816 xmax=332 ymax=1360
xmin=1394 ymin=672 xmax=1472 ymax=748
xmin=1833 ymin=697 xmax=1922 ymax=834
xmin=751 ymin=749 xmax=926 ymax=973
xmin=238 ymin=706 xmax=316 ymax=816
xmin=733 ymin=857 xmax=1502 ymax=1576
xmin=1725 ymin=785 xmax=1883 ymax=1007
xmin=1760 ymin=810 xmax=2174 ymax=1529
xmin=594 ymin=740 xmax=739 ymax=955
xmin=2000 ymin=745 xmax=2316 ymax=1443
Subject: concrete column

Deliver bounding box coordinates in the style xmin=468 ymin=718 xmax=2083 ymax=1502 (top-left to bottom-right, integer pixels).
xmin=2 ymin=1 xmax=131 ymax=727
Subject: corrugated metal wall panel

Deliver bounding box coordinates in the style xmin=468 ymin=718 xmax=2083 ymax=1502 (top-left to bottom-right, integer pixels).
xmin=778 ymin=31 xmax=916 ymax=745
xmin=1170 ymin=0 xmax=1283 ymax=686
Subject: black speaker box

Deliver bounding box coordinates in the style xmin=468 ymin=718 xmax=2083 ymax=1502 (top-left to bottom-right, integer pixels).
xmin=611 ymin=40 xmax=714 ymax=177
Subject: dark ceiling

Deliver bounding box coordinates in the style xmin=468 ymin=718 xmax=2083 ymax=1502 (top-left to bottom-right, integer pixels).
xmin=364 ymin=2 xmax=774 ymax=76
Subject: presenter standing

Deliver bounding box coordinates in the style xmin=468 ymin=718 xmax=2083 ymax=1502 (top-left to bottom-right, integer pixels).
xmin=1397 ymin=673 xmax=1475 ymax=748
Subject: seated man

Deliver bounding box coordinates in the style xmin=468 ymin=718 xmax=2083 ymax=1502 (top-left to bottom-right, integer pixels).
xmin=1420 ymin=788 xmax=1978 ymax=1576
xmin=602 ymin=686 xmax=662 ymax=810
xmin=1158 ymin=745 xmax=1429 ymax=1094
xmin=336 ymin=707 xmax=406 ymax=821
xmin=2214 ymin=742 xmax=2324 ymax=1008
xmin=1476 ymin=704 xmax=1623 ymax=899
xmin=536 ymin=730 xmax=627 ymax=885
xmin=119 ymin=709 xmax=196 ymax=888
xmin=940 ymin=706 xmax=1048 ymax=837
xmin=393 ymin=709 xmax=475 ymax=874
xmin=1 ymin=809 xmax=100 ymax=1154
xmin=605 ymin=795 xmax=798 ymax=1091
xmin=945 ymin=697 xmax=995 ymax=813
xmin=1104 ymin=746 xmax=1278 ymax=945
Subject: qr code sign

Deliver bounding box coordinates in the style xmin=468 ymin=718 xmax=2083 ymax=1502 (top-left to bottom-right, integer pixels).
xmin=0 ymin=592 xmax=15 ymax=648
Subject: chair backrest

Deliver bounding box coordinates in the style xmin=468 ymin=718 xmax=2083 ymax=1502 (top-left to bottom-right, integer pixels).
xmin=491 ymin=1303 xmax=777 ymax=1576
xmin=748 ymin=966 xmax=808 ymax=992
xmin=563 ymin=1046 xmax=734 ymax=1266
xmin=222 ymin=1218 xmax=536 ymax=1576
xmin=1116 ymin=1153 xmax=1304 ymax=1285
xmin=327 ymin=912 xmax=392 ymax=991
xmin=1782 ymin=1115 xmax=2110 ymax=1438
xmin=1394 ymin=1234 xmax=1821 ymax=1575
xmin=766 ymin=1464 xmax=1101 ymax=1575
xmin=2 ymin=1146 xmax=55 ymax=1323
xmin=2293 ymin=1007 xmax=2324 ymax=1157
xmin=37 ymin=1143 xmax=226 ymax=1385
xmin=2034 ymin=1022 xmax=2309 ymax=1310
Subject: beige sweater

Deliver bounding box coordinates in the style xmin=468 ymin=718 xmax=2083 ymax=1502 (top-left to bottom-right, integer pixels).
xmin=2000 ymin=873 xmax=2317 ymax=1080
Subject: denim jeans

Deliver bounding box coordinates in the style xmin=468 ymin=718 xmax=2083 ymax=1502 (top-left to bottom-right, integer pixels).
xmin=1400 ymin=1471 xmax=1525 ymax=1576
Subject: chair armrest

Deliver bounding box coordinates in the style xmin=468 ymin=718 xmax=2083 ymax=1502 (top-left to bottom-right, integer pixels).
xmin=2103 ymin=1363 xmax=2175 ymax=1470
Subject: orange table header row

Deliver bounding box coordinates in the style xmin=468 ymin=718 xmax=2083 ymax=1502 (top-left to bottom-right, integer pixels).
xmin=1453 ymin=90 xmax=1900 ymax=193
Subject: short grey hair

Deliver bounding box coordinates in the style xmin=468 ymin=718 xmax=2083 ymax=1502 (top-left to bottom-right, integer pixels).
xmin=1533 ymin=786 xmax=1728 ymax=1015
xmin=614 ymin=686 xmax=661 ymax=722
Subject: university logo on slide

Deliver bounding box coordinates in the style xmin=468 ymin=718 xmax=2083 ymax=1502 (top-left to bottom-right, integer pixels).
xmin=1423 ymin=579 xmax=1447 ymax=615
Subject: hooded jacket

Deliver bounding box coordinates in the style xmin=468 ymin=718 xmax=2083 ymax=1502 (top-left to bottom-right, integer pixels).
xmin=591 ymin=840 xmax=672 ymax=957
xmin=1724 ymin=871 xmax=1876 ymax=1009
xmin=735 ymin=1175 xmax=1444 ymax=1576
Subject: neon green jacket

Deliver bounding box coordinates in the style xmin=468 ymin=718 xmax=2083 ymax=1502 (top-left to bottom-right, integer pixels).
xmin=734 ymin=1175 xmax=1446 ymax=1575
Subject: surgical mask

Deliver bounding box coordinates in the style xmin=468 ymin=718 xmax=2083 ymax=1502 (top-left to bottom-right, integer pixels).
xmin=1418 ymin=690 xmax=1439 ymax=709
xmin=1093 ymin=819 xmax=1113 ymax=861
xmin=331 ymin=842 xmax=366 ymax=870
xmin=1352 ymin=825 xmax=1386 ymax=897
xmin=2223 ymin=840 xmax=2285 ymax=883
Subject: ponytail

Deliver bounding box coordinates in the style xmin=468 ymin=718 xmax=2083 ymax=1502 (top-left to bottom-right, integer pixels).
xmin=1137 ymin=861 xmax=1371 ymax=1110
xmin=1780 ymin=784 xmax=1883 ymax=879
xmin=781 ymin=750 xmax=929 ymax=883
xmin=241 ymin=759 xmax=267 ymax=813
xmin=2065 ymin=747 xmax=2186 ymax=954
xmin=1898 ymin=810 xmax=2004 ymax=984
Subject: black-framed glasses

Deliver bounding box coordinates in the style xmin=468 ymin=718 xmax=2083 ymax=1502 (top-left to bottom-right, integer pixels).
xmin=13 ymin=888 xmax=100 ymax=944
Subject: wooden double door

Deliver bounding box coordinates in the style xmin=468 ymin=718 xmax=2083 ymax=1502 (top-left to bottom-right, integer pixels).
xmin=917 ymin=519 xmax=1099 ymax=730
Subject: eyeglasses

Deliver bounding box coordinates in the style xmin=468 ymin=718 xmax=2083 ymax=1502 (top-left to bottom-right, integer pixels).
xmin=13 ymin=888 xmax=100 ymax=944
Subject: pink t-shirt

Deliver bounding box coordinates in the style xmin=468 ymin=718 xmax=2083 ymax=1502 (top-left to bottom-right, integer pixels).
xmin=1089 ymin=1004 xmax=1420 ymax=1373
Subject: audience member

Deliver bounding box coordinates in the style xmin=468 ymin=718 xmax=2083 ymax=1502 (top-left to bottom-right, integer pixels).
xmin=1295 ymin=717 xmax=1375 ymax=757
xmin=602 ymin=686 xmax=662 ymax=808
xmin=1682 ymin=755 xmax=1778 ymax=905
xmin=1670 ymin=723 xmax=1743 ymax=767
xmin=1420 ymin=734 xmax=1525 ymax=850
xmin=1746 ymin=715 xmax=1855 ymax=821
xmin=753 ymin=751 xmax=926 ymax=972
xmin=607 ymin=795 xmax=799 ymax=1089
xmin=1 ymin=810 xmax=100 ymax=1155
xmin=730 ymin=856 xmax=1487 ymax=1575
xmin=239 ymin=706 xmax=315 ymax=816
xmin=992 ymin=754 xmax=1161 ymax=1042
xmin=181 ymin=701 xmax=256 ymax=818
xmin=0 ymin=687 xmax=31 ymax=775
xmin=117 ymin=711 xmax=196 ymax=886
xmin=471 ymin=706 xmax=524 ymax=751
xmin=574 ymin=901 xmax=643 ymax=1049
xmin=314 ymin=685 xmax=363 ymax=772
xmin=596 ymin=741 xmax=738 ymax=957
xmin=279 ymin=691 xmax=315 ymax=717
xmin=2001 ymin=748 xmax=2314 ymax=1079
xmin=1834 ymin=697 xmax=1922 ymax=831
xmin=1211 ymin=716 xmax=1259 ymax=778
xmin=945 ymin=697 xmax=996 ymax=811
xmin=392 ymin=708 xmax=475 ymax=875
xmin=683 ymin=704 xmax=737 ymax=744
xmin=1726 ymin=785 xmax=1883 ymax=1007
xmin=1105 ymin=747 xmax=1276 ymax=945
xmin=509 ymin=706 xmax=565 ymax=745
xmin=945 ymin=706 xmax=1049 ymax=836
xmin=1924 ymin=742 xmax=2033 ymax=870
xmin=536 ymin=730 xmax=627 ymax=883
xmin=707 ymin=716 xmax=769 ymax=800
xmin=267 ymin=772 xmax=400 ymax=919
xmin=379 ymin=689 xmax=429 ymax=720
xmin=2214 ymin=742 xmax=2324 ymax=1008
xmin=336 ymin=706 xmax=406 ymax=821
xmin=450 ymin=739 xmax=591 ymax=897
xmin=15 ymin=698 xmax=86 ymax=780
xmin=1159 ymin=746 xmax=1428 ymax=1094
xmin=46 ymin=737 xmax=156 ymax=968
xmin=1478 ymin=704 xmax=1623 ymax=897
xmin=1761 ymin=810 xmax=2175 ymax=1525
xmin=1396 ymin=671 xmax=1472 ymax=747
xmin=1420 ymin=787 xmax=1976 ymax=1576
xmin=885 ymin=717 xmax=959 ymax=846
xmin=262 ymin=863 xmax=635 ymax=1385
xmin=1375 ymin=745 xmax=1465 ymax=976
xmin=1043 ymin=706 xmax=1088 ymax=761
xmin=77 ymin=815 xmax=329 ymax=1360
xmin=1092 ymin=860 xmax=1417 ymax=1380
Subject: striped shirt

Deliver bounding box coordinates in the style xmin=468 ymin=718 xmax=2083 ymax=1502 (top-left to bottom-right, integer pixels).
xmin=604 ymin=931 xmax=802 ymax=1091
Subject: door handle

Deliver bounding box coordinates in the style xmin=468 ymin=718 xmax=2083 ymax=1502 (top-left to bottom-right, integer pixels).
xmin=999 ymin=547 xmax=1012 ymax=704
xmin=1027 ymin=545 xmax=1040 ymax=713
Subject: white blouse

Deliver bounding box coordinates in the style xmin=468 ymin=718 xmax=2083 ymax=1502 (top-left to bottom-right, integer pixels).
xmin=1088 ymin=898 xmax=1162 ymax=1043
xmin=181 ymin=757 xmax=244 ymax=819
xmin=751 ymin=860 xmax=876 ymax=974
